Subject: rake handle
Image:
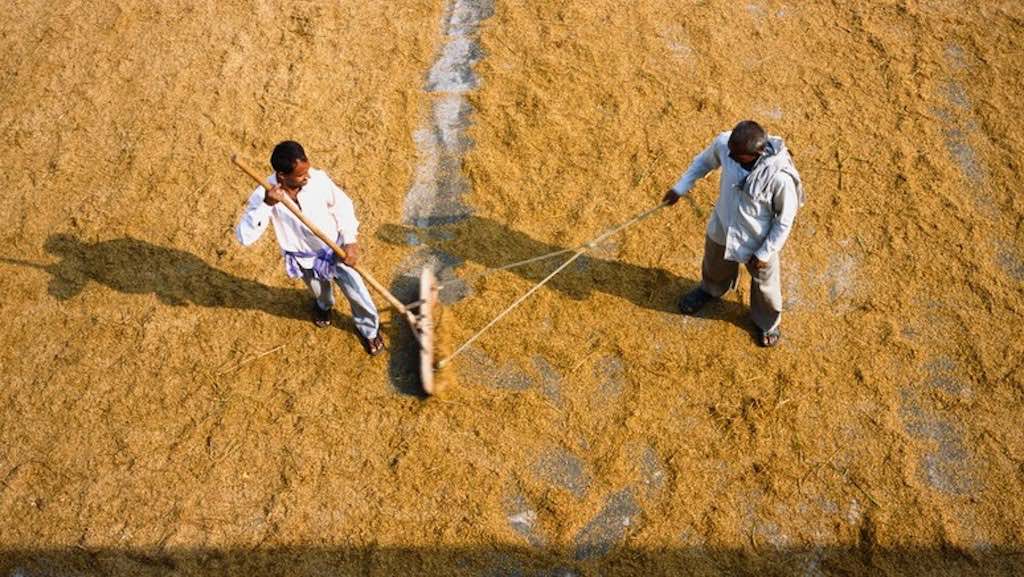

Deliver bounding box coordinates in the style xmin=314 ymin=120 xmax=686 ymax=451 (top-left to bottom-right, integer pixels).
xmin=231 ymin=154 xmax=409 ymax=315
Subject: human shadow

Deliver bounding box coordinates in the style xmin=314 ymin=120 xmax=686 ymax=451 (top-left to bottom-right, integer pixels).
xmin=377 ymin=218 xmax=758 ymax=396
xmin=378 ymin=218 xmax=752 ymax=331
xmin=387 ymin=269 xmax=433 ymax=398
xmin=1 ymin=234 xmax=347 ymax=328
xmin=1 ymin=544 xmax=1021 ymax=576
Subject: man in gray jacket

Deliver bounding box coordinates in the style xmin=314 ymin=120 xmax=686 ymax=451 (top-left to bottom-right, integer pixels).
xmin=662 ymin=120 xmax=804 ymax=347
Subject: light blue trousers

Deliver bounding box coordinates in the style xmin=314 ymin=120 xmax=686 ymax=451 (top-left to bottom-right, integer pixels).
xmin=301 ymin=263 xmax=380 ymax=339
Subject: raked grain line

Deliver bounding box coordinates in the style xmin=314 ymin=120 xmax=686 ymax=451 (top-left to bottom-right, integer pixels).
xmin=403 ymin=0 xmax=494 ymax=227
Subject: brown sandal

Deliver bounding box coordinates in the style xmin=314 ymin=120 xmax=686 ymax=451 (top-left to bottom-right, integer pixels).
xmin=760 ymin=328 xmax=782 ymax=348
xmin=313 ymin=303 xmax=332 ymax=328
xmin=365 ymin=333 xmax=386 ymax=356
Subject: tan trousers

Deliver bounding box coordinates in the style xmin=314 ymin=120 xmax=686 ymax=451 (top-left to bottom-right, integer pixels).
xmin=700 ymin=235 xmax=783 ymax=332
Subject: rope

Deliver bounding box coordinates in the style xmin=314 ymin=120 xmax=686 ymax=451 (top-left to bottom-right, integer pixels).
xmin=462 ymin=202 xmax=671 ymax=282
xmin=465 ymin=247 xmax=576 ymax=278
xmin=436 ymin=200 xmax=668 ymax=368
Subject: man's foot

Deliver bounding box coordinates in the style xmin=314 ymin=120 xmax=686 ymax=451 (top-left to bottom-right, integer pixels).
xmin=363 ymin=332 xmax=386 ymax=356
xmin=313 ymin=303 xmax=332 ymax=328
xmin=678 ymin=287 xmax=715 ymax=315
xmin=760 ymin=327 xmax=782 ymax=348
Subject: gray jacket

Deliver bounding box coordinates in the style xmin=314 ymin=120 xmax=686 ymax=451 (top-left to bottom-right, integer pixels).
xmin=671 ymin=131 xmax=804 ymax=262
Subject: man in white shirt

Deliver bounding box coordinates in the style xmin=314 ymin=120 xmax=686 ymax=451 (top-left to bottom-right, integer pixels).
xmin=236 ymin=141 xmax=384 ymax=355
xmin=662 ymin=121 xmax=804 ymax=347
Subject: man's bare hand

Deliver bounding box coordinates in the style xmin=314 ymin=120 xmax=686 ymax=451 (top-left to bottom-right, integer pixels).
xmin=748 ymin=256 xmax=769 ymax=271
xmin=341 ymin=243 xmax=359 ymax=267
xmin=662 ymin=189 xmax=681 ymax=206
xmin=264 ymin=185 xmax=287 ymax=206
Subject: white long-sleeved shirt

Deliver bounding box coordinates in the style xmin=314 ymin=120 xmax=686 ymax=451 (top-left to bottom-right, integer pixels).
xmin=671 ymin=132 xmax=800 ymax=263
xmin=236 ymin=168 xmax=359 ymax=269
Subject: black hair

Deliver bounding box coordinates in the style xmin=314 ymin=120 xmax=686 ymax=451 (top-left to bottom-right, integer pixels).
xmin=727 ymin=120 xmax=767 ymax=156
xmin=270 ymin=141 xmax=308 ymax=174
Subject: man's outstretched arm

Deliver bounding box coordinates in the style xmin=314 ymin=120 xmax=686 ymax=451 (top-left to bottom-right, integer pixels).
xmin=662 ymin=139 xmax=722 ymax=205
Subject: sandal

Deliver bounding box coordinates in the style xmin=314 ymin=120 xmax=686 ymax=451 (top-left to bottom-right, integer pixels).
xmin=364 ymin=332 xmax=386 ymax=356
xmin=313 ymin=303 xmax=332 ymax=328
xmin=678 ymin=287 xmax=715 ymax=315
xmin=760 ymin=327 xmax=782 ymax=348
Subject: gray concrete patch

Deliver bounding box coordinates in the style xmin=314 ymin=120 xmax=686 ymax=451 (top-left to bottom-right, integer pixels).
xmin=593 ymin=356 xmax=625 ymax=401
xmin=899 ymin=387 xmax=975 ymax=495
xmin=505 ymin=492 xmax=545 ymax=548
xmin=573 ymin=489 xmax=640 ymax=560
xmin=997 ymin=247 xmax=1024 ymax=281
xmin=782 ymin=261 xmax=804 ymax=309
xmin=434 ymin=95 xmax=474 ymax=153
xmin=427 ymin=0 xmax=494 ymax=92
xmin=638 ymin=445 xmax=667 ymax=498
xmin=459 ymin=346 xmax=534 ymax=390
xmin=815 ymin=497 xmax=839 ymax=516
xmin=942 ymin=126 xmax=985 ymax=184
xmin=924 ymin=356 xmax=971 ymax=397
xmin=753 ymin=518 xmax=789 ymax=549
xmin=935 ymin=65 xmax=986 ymax=185
xmin=534 ymin=448 xmax=591 ymax=499
xmin=532 ymin=355 xmax=563 ymax=406
xmin=941 ymin=81 xmax=970 ymax=110
xmin=740 ymin=490 xmax=790 ymax=550
xmin=824 ymin=253 xmax=857 ymax=306
xmin=427 ymin=37 xmax=485 ymax=93
xmin=908 ymin=415 xmax=974 ymax=496
xmin=945 ymin=43 xmax=969 ymax=71
xmin=404 ymin=112 xmax=474 ymax=226
xmin=443 ymin=0 xmax=495 ymax=45
xmin=404 ymin=0 xmax=492 ymax=227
